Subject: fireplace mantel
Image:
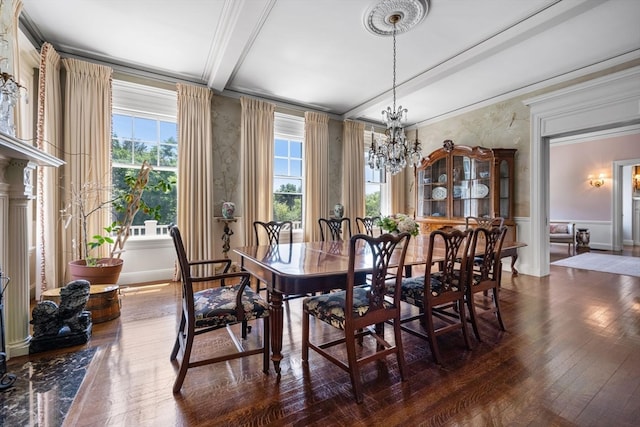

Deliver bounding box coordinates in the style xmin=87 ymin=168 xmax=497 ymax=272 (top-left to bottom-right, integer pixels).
xmin=0 ymin=132 xmax=63 ymax=358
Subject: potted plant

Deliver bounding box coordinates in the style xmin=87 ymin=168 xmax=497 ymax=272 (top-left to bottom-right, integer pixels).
xmin=64 ymin=160 xmax=172 ymax=284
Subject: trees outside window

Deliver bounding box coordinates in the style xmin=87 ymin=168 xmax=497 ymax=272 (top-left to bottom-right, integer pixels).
xmin=112 ymin=113 xmax=177 ymax=227
xmin=273 ymin=113 xmax=304 ymax=228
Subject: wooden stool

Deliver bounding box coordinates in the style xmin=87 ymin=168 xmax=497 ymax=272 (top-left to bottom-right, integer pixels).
xmin=42 ymin=284 xmax=121 ymax=323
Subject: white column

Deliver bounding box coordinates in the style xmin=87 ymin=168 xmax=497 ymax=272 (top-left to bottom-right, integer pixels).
xmin=4 ymin=158 xmax=35 ymax=357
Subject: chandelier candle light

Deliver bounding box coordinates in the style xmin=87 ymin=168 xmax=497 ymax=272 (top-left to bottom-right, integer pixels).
xmin=366 ymin=0 xmax=426 ymax=175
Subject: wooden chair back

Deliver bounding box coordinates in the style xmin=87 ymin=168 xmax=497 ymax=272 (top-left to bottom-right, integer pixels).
xmin=355 ymin=216 xmax=381 ymax=236
xmin=253 ymin=220 xmax=293 ymax=245
xmin=318 ymin=217 xmax=352 ymax=241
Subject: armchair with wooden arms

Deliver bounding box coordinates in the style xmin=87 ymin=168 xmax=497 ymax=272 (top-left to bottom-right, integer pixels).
xmin=169 ymin=225 xmax=270 ymax=393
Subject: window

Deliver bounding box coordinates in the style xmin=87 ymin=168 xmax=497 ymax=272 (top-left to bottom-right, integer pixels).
xmin=364 ymin=128 xmax=389 ymax=216
xmin=112 ymin=81 xmax=178 ymax=232
xmin=273 ymin=113 xmax=304 ymax=230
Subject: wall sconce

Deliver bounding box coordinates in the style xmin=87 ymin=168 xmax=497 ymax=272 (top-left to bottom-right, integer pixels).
xmin=634 ymin=174 xmax=640 ymax=191
xmin=589 ymin=173 xmax=605 ymax=188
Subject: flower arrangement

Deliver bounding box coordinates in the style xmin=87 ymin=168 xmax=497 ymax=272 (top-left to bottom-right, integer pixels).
xmin=377 ymin=214 xmax=419 ymax=236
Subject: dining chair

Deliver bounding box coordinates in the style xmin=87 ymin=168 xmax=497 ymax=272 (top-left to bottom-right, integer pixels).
xmin=395 ymin=228 xmax=473 ymax=365
xmin=464 ymin=216 xmax=505 ymax=274
xmin=465 ymin=226 xmax=508 ymax=341
xmin=302 ymin=232 xmax=411 ymax=403
xmin=169 ymin=225 xmax=270 ymax=393
xmin=355 ymin=216 xmax=381 ymax=236
xmin=318 ymin=217 xmax=352 ymax=241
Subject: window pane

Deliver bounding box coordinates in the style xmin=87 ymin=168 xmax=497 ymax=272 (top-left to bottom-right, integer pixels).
xmin=112 ymin=137 xmax=133 ymax=163
xmin=274 ymin=194 xmax=302 ymax=223
xmin=275 ymin=139 xmax=288 ymax=156
xmin=113 ymin=114 xmax=132 ymax=138
xmin=159 ymin=144 xmax=178 ymax=167
xmin=365 ymin=183 xmax=381 ymax=216
xmin=290 ymin=159 xmax=302 ymax=176
xmin=159 ymin=121 xmax=177 ymax=142
xmin=274 ymin=158 xmax=288 ymax=176
xmin=274 ymin=178 xmax=302 ymax=193
xmin=290 ymin=141 xmax=302 ymax=158
xmin=134 ymin=117 xmax=156 ymax=142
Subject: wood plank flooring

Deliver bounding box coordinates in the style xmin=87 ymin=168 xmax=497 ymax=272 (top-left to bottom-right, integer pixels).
xmin=10 ymin=246 xmax=640 ymax=426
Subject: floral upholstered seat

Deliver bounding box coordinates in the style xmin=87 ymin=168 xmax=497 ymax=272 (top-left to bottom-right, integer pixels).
xmin=193 ymin=285 xmax=269 ymax=329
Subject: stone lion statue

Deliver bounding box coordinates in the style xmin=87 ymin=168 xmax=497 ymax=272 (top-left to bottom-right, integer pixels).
xmin=31 ymin=280 xmax=92 ymax=338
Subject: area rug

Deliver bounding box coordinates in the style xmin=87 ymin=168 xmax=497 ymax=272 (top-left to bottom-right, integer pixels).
xmin=551 ymin=253 xmax=640 ymax=277
xmin=0 ymin=347 xmax=97 ymax=426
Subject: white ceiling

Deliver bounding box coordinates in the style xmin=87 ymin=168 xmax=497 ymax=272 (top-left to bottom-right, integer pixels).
xmin=19 ymin=0 xmax=640 ymax=127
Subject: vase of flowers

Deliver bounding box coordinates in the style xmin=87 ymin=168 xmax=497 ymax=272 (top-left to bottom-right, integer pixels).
xmin=377 ymin=214 xmax=420 ymax=237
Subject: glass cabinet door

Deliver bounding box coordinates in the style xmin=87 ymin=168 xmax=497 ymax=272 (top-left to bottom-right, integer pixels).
xmin=417 ymin=157 xmax=447 ymax=217
xmin=452 ymin=155 xmax=491 ymax=218
xmin=499 ymin=159 xmax=510 ymax=218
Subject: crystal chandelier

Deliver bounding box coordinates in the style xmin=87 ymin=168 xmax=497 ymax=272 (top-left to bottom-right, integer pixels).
xmin=368 ymin=14 xmax=422 ymax=175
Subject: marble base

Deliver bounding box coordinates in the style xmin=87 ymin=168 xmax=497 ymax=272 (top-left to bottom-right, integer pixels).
xmin=0 ymin=347 xmax=96 ymax=426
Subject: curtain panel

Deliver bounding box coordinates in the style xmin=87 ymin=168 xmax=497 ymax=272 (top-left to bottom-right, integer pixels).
xmin=61 ymin=58 xmax=112 ymax=280
xmin=176 ymin=83 xmax=215 ymax=269
xmin=35 ymin=42 xmax=63 ymax=296
xmin=341 ymin=120 xmax=365 ymax=224
xmin=240 ymin=97 xmax=275 ymax=246
xmin=391 ymin=169 xmax=407 ymax=215
xmin=303 ymin=111 xmax=329 ymax=242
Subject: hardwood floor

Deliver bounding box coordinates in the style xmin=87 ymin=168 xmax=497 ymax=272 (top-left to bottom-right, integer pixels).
xmin=10 ymin=247 xmax=640 ymax=426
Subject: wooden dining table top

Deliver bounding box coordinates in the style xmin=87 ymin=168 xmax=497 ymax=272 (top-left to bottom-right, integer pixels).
xmin=234 ymin=234 xmax=526 ymax=280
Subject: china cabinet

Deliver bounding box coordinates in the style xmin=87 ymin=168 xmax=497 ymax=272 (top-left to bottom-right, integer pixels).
xmin=415 ymin=141 xmax=517 ymax=240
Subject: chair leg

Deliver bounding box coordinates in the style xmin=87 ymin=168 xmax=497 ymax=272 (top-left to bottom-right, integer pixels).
xmin=493 ymin=287 xmax=506 ymax=331
xmin=170 ymin=313 xmax=186 ymax=360
xmin=345 ymin=332 xmax=363 ymax=403
xmin=173 ymin=324 xmax=195 ymax=394
xmin=393 ymin=318 xmax=407 ymax=381
xmin=424 ymin=308 xmax=442 ymax=365
xmin=302 ymin=307 xmax=309 ymax=363
xmin=467 ymin=292 xmax=482 ymax=342
xmin=458 ymin=299 xmax=473 ymax=351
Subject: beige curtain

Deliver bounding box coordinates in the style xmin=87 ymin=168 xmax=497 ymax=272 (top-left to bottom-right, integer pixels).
xmin=304 ymin=112 xmax=329 ymax=242
xmin=240 ymin=97 xmax=274 ymax=246
xmin=391 ymin=169 xmax=407 ymax=214
xmin=35 ymin=42 xmax=63 ymax=295
xmin=176 ymin=84 xmax=215 ymax=266
xmin=341 ymin=120 xmax=365 ymax=223
xmin=62 ymin=58 xmax=112 ymax=278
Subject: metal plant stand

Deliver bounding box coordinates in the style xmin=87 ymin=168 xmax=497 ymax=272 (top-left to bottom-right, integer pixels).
xmin=0 ymin=267 xmax=17 ymax=390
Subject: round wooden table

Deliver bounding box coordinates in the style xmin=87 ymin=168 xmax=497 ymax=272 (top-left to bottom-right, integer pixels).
xmin=41 ymin=284 xmax=120 ymax=323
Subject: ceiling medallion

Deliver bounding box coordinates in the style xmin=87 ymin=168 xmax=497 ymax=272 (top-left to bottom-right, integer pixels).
xmin=364 ymin=0 xmax=428 ymax=36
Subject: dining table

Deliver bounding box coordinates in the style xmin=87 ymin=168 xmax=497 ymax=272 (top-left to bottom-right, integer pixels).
xmin=234 ymin=235 xmax=526 ymax=375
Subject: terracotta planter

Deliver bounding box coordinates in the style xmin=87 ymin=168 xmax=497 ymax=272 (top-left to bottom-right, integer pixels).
xmin=68 ymin=258 xmax=124 ymax=285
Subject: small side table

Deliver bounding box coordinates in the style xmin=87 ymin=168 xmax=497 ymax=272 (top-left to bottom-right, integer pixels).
xmin=216 ymin=217 xmax=237 ymax=258
xmin=576 ymin=228 xmax=591 ymax=253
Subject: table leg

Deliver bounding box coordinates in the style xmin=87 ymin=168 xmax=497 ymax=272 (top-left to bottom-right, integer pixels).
xmin=269 ymin=289 xmax=284 ymax=376
xmin=501 ymin=247 xmax=519 ymax=276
